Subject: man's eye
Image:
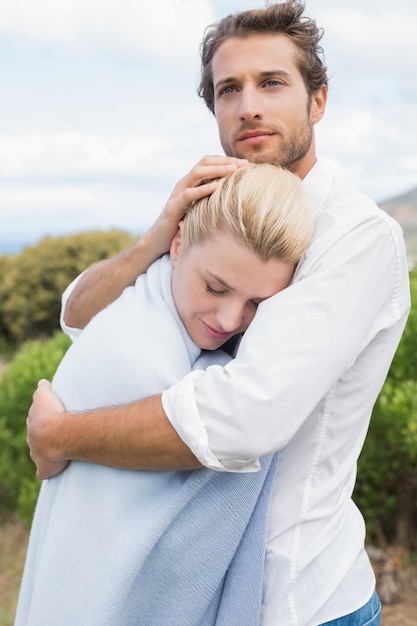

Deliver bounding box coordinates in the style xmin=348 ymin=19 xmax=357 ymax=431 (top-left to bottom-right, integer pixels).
xmin=264 ymin=79 xmax=283 ymax=88
xmin=220 ymin=85 xmax=236 ymax=96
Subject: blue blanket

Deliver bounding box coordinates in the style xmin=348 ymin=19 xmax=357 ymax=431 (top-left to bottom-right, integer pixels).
xmin=15 ymin=254 xmax=278 ymax=625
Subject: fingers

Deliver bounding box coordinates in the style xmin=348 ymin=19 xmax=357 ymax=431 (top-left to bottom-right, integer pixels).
xmin=175 ymin=180 xmax=218 ymax=207
xmin=35 ymin=460 xmax=69 ymax=480
xmin=167 ymin=155 xmax=249 ymax=214
xmin=37 ymin=378 xmax=51 ymax=388
xmin=179 ymin=155 xmax=248 ymax=191
xmin=146 ymin=155 xmax=249 ymax=258
xmin=31 ymin=379 xmax=51 ymax=402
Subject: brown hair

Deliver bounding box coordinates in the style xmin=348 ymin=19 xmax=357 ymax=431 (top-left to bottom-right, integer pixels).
xmin=198 ymin=0 xmax=328 ymax=114
xmin=182 ymin=163 xmax=313 ymax=265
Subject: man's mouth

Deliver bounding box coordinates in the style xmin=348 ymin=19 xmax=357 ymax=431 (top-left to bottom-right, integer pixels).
xmin=236 ymin=130 xmax=274 ymax=146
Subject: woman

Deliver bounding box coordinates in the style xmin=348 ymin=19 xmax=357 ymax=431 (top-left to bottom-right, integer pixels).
xmin=16 ymin=164 xmax=313 ymax=626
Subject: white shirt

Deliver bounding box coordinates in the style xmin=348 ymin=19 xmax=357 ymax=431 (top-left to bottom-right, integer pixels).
xmin=61 ymin=162 xmax=410 ymax=626
xmin=160 ymin=163 xmax=411 ymax=625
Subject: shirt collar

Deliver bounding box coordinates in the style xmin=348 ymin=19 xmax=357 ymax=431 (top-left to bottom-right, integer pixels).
xmin=301 ymin=161 xmax=334 ymax=218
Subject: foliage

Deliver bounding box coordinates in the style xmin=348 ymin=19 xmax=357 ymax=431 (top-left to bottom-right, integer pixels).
xmin=0 ymin=331 xmax=71 ymax=525
xmin=0 ymin=230 xmax=416 ymax=546
xmin=354 ymin=270 xmax=417 ymax=549
xmin=0 ymin=229 xmax=136 ymax=345
xmin=355 ymin=380 xmax=417 ymax=547
xmin=387 ymin=270 xmax=417 ymax=382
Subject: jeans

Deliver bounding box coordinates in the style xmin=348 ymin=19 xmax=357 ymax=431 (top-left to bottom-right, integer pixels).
xmin=320 ymin=590 xmax=381 ymax=625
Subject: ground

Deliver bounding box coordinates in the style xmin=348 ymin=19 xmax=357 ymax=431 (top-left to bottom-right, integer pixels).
xmin=381 ymin=560 xmax=417 ymax=625
xmin=0 ymin=517 xmax=28 ymax=626
xmin=0 ymin=516 xmax=416 ymax=625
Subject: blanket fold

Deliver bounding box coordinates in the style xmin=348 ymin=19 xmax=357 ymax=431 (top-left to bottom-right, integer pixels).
xmin=15 ymin=254 xmax=278 ymax=626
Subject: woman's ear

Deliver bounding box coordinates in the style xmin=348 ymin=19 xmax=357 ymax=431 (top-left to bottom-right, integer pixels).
xmin=169 ymin=221 xmax=184 ymax=266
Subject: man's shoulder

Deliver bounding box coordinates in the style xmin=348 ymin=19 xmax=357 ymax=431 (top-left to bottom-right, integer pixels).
xmin=310 ymin=164 xmax=402 ymax=234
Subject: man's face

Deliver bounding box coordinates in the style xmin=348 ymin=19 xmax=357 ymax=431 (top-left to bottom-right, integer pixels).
xmin=212 ymin=34 xmax=322 ymax=176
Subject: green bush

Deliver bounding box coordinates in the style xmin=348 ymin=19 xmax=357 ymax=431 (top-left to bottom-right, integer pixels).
xmin=354 ymin=270 xmax=417 ymax=549
xmin=0 ymin=229 xmax=136 ymax=345
xmin=387 ymin=270 xmax=417 ymax=383
xmin=0 ymin=331 xmax=71 ymax=525
xmin=355 ymin=379 xmax=417 ymax=547
xmin=0 ymin=241 xmax=415 ymax=546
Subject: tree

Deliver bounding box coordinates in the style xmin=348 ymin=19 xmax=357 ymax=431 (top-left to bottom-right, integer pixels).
xmin=0 ymin=332 xmax=71 ymax=524
xmin=354 ymin=271 xmax=417 ymax=549
xmin=0 ymin=230 xmax=136 ymax=345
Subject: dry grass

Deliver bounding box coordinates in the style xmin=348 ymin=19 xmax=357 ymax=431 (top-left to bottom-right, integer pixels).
xmin=382 ymin=559 xmax=417 ymax=625
xmin=0 ymin=517 xmax=28 ymax=626
xmin=0 ymin=517 xmax=416 ymax=625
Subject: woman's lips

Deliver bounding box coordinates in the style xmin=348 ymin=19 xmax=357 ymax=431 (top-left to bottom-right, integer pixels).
xmin=202 ymin=322 xmax=231 ymax=340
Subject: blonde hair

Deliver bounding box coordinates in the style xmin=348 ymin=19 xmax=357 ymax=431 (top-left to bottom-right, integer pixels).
xmin=181 ymin=163 xmax=313 ymax=264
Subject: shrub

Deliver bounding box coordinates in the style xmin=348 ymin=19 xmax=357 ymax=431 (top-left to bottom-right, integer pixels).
xmin=0 ymin=331 xmax=71 ymax=525
xmin=0 ymin=229 xmax=136 ymax=345
xmin=355 ymin=379 xmax=417 ymax=548
xmin=354 ymin=270 xmax=417 ymax=549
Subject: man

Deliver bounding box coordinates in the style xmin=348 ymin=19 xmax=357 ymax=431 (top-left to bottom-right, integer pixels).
xmin=27 ymin=2 xmax=410 ymax=624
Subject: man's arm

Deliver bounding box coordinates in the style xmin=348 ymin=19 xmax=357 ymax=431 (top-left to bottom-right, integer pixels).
xmin=64 ymin=156 xmax=248 ymax=329
xmin=27 ymin=380 xmax=201 ymax=480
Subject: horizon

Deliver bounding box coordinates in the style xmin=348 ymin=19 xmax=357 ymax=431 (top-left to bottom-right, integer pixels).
xmin=1 ymin=0 xmax=416 ymax=249
xmin=2 ymin=179 xmax=415 ymax=257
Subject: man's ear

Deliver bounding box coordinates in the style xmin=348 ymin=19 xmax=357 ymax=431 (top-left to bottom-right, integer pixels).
xmin=310 ymin=84 xmax=327 ymax=125
xmin=169 ymin=221 xmax=184 ymax=266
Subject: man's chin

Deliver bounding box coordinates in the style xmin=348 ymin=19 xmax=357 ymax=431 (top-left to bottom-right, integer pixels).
xmin=226 ymin=144 xmax=281 ymax=165
xmin=240 ymin=151 xmax=281 ymax=166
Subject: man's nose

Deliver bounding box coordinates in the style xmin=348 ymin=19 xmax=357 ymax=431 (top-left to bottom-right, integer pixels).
xmin=238 ymin=86 xmax=263 ymax=121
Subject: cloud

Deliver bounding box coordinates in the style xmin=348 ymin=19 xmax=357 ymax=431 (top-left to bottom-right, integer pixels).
xmin=0 ymin=132 xmax=172 ymax=179
xmin=0 ymin=179 xmax=170 ymax=246
xmin=0 ymin=0 xmax=215 ymax=68
xmin=305 ymin=0 xmax=417 ymax=199
xmin=317 ymin=101 xmax=417 ymax=201
xmin=0 ymin=183 xmax=95 ymax=212
xmin=0 ymin=124 xmax=222 ymax=242
xmin=320 ymin=3 xmax=416 ymax=69
xmin=0 ymin=0 xmax=416 ymax=252
xmin=307 ymin=0 xmax=417 ymax=84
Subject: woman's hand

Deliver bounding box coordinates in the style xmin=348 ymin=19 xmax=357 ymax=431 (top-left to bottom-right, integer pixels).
xmin=145 ymin=155 xmax=248 ymax=257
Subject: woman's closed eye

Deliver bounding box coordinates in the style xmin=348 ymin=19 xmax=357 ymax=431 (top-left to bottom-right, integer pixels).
xmin=205 ymin=284 xmax=227 ymax=297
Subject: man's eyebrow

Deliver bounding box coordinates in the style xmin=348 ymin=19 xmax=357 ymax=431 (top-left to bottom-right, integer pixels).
xmin=214 ymin=70 xmax=292 ymax=91
xmin=214 ymin=76 xmax=237 ymax=91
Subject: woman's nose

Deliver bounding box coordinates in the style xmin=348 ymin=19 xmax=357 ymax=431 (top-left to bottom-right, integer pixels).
xmin=216 ymin=302 xmax=253 ymax=333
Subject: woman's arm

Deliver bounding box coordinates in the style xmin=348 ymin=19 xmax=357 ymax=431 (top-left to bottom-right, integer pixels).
xmin=64 ymin=156 xmax=248 ymax=329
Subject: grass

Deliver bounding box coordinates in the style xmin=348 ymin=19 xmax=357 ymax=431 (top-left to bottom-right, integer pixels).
xmin=0 ymin=516 xmax=28 ymax=625
xmin=1 ymin=514 xmax=416 ymax=625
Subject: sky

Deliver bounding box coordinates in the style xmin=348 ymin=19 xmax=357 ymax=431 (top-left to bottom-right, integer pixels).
xmin=0 ymin=0 xmax=416 ymax=252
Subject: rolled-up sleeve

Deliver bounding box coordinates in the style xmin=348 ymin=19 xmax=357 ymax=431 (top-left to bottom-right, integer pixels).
xmin=60 ymin=272 xmax=84 ymax=342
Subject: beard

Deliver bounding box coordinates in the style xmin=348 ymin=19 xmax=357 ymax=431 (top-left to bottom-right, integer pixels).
xmin=220 ymin=115 xmax=313 ymax=173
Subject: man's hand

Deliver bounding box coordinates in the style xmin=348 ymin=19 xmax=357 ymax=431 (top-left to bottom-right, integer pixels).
xmin=64 ymin=155 xmax=248 ymax=330
xmin=26 ymin=379 xmax=69 ymax=480
xmin=146 ymin=155 xmax=249 ymax=257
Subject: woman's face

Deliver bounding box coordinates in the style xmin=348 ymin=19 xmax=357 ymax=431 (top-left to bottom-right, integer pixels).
xmin=170 ymin=230 xmax=295 ymax=350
